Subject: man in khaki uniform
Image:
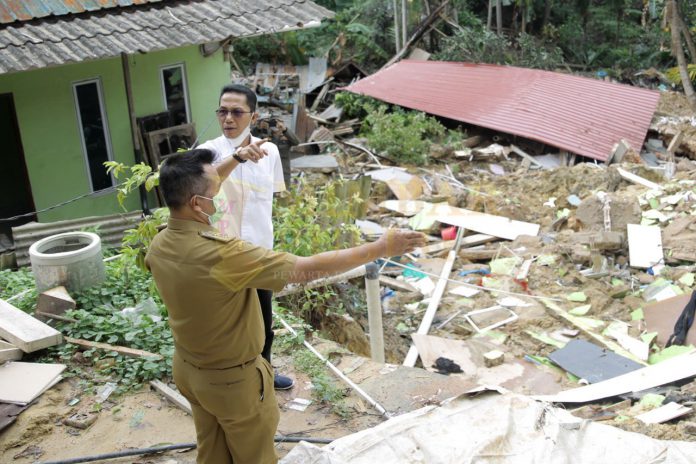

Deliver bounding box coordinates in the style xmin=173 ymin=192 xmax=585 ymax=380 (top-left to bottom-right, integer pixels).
xmin=146 ymin=149 xmax=425 ymax=464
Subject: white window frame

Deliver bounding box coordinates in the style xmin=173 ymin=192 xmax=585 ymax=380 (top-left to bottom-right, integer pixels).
xmin=160 ymin=63 xmax=191 ymax=124
xmin=72 ymin=78 xmax=115 ymax=193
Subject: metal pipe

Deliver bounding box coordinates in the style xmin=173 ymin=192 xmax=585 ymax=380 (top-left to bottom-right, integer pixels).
xmin=365 ymin=262 xmax=385 ymax=363
xmin=39 ymin=436 xmax=333 ymax=464
xmin=276 ymin=314 xmax=391 ymax=418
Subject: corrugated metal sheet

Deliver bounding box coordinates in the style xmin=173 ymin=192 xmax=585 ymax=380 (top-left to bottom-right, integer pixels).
xmin=11 ymin=210 xmax=143 ymax=267
xmin=344 ymin=61 xmax=660 ymax=162
xmin=0 ymin=0 xmax=162 ymax=24
xmin=0 ymin=0 xmax=334 ymax=74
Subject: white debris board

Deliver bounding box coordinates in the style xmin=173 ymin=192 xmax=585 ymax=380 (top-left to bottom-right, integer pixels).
xmin=627 ymin=224 xmax=663 ymax=268
xmin=0 ymin=362 xmax=65 ymax=404
xmin=436 ymin=210 xmax=539 ymax=240
xmin=0 ymin=340 xmax=22 ymax=362
xmin=0 ymin=298 xmax=63 ymax=352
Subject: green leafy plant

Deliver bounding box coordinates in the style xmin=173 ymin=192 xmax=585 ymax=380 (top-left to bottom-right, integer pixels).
xmin=362 ymin=105 xmax=449 ymax=165
xmin=293 ymin=348 xmax=350 ymax=418
xmin=104 ymin=161 xmax=167 ymax=271
xmin=274 ymin=179 xmax=362 ymax=256
xmin=334 ymin=92 xmax=380 ymax=119
xmin=0 ymin=268 xmax=37 ymax=313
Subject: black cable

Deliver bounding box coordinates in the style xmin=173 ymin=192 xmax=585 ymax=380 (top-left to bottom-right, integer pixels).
xmin=38 ymin=436 xmax=333 ymax=464
xmin=0 ymin=183 xmax=125 ymax=223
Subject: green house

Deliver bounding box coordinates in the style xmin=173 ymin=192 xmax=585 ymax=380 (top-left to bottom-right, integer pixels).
xmin=0 ymin=0 xmax=332 ymax=243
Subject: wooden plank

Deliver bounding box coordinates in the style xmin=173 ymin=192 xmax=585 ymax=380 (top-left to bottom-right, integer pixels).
xmin=536 ymin=349 xmax=696 ymax=403
xmin=403 ymin=248 xmax=457 ymax=367
xmin=636 ymin=402 xmax=691 ymax=424
xmin=627 ymin=224 xmax=663 ymax=268
xmin=436 ymin=211 xmax=539 ymax=241
xmin=0 ymin=298 xmax=62 ymax=353
xmin=378 ymin=276 xmax=418 ymax=293
xmin=0 ymin=340 xmax=22 ymax=362
xmin=510 ymin=145 xmax=545 ymax=168
xmin=0 ymin=362 xmax=65 ymax=405
xmin=64 ymin=337 xmax=162 ymax=360
xmin=150 ymin=380 xmax=192 ymax=414
xmin=667 ymin=131 xmax=684 ymax=154
xmin=617 ymin=167 xmax=662 ymax=191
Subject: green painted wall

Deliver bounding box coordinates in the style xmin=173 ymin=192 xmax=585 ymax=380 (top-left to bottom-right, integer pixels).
xmin=0 ymin=45 xmax=230 ymax=223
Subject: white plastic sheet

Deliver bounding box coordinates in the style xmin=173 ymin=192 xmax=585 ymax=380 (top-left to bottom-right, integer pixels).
xmin=281 ymin=392 xmax=696 ymax=464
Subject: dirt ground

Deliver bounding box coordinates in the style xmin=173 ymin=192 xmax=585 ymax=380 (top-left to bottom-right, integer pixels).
xmin=0 ymin=343 xmax=480 ymax=463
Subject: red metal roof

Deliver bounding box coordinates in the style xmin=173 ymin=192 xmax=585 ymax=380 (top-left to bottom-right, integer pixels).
xmin=0 ymin=0 xmax=162 ymax=24
xmin=344 ymin=61 xmax=660 ymax=162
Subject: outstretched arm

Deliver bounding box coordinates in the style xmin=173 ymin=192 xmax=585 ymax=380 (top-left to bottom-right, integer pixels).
xmin=287 ymin=230 xmax=426 ymax=284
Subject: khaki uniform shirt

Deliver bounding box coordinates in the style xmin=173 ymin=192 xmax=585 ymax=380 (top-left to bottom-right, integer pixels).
xmin=145 ymin=217 xmax=297 ymax=369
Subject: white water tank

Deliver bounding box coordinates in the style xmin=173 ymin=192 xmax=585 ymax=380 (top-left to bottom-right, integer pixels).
xmin=29 ymin=232 xmax=105 ymax=293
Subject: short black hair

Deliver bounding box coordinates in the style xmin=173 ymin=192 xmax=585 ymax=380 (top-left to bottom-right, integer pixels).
xmin=219 ymin=84 xmax=257 ymax=112
xmin=159 ymin=149 xmax=215 ymax=209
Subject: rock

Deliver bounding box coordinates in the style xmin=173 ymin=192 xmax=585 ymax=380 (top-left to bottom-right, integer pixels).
xmin=483 ymin=350 xmax=505 ymax=367
xmin=677 ymin=159 xmax=696 ymax=172
xmin=571 ymin=244 xmax=592 ymax=264
xmin=575 ymin=194 xmax=641 ymax=232
xmin=681 ymin=421 xmax=696 ymax=435
xmin=570 ymin=231 xmax=625 ymax=251
xmin=637 ymin=273 xmax=655 ymax=285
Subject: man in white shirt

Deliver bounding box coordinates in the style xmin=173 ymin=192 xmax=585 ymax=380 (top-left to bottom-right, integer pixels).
xmin=198 ymin=84 xmax=293 ymax=390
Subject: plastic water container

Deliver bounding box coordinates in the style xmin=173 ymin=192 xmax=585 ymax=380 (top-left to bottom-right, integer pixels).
xmin=29 ymin=232 xmax=105 ymax=293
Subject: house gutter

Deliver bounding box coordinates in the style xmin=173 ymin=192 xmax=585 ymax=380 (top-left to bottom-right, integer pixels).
xmin=120 ymin=52 xmax=150 ymax=215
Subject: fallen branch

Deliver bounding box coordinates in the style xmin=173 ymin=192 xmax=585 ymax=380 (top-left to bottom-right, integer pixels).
xmin=381 ymin=0 xmax=451 ymax=69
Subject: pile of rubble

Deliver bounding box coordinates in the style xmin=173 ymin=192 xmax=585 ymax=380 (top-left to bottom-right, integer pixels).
xmin=283 ymin=90 xmax=696 ymax=440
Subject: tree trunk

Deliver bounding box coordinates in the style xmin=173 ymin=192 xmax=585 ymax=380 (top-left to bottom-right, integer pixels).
xmin=670 ymin=0 xmax=696 ymax=110
xmin=542 ymin=0 xmax=552 ymax=28
xmin=402 ymin=0 xmax=408 ymax=49
xmin=677 ymin=0 xmax=696 ymax=63
xmin=393 ymin=0 xmax=401 ymax=52
xmin=487 ymin=0 xmax=493 ymax=30
xmin=496 ymin=0 xmax=503 ymax=34
xmin=521 ymin=5 xmax=527 ymax=34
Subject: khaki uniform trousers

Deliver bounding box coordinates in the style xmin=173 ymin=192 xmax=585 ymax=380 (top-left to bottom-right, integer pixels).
xmin=173 ymin=353 xmax=279 ymax=464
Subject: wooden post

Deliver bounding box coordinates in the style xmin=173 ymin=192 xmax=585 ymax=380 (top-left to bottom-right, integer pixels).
xmin=365 ymin=262 xmax=385 ymax=363
xmin=496 ymin=0 xmax=503 ymax=34
xmin=121 ymin=53 xmax=150 ymax=214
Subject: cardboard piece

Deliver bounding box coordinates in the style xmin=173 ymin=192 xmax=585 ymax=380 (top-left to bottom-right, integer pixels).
xmin=0 ymin=298 xmax=63 ymax=353
xmin=644 ymin=293 xmax=694 ymax=347
xmin=365 ymin=167 xmax=425 ymax=201
xmin=548 ymin=339 xmax=643 ymax=384
xmin=411 ymin=334 xmax=562 ymax=395
xmin=627 ymin=224 xmax=663 ymax=268
xmin=536 ymin=349 xmax=696 ymax=403
xmin=0 ymin=362 xmax=65 ymax=405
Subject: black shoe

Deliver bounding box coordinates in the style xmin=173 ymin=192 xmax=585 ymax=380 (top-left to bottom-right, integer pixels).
xmin=274 ymin=374 xmax=294 ymax=390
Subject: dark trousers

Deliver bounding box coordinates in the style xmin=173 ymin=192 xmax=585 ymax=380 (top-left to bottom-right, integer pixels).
xmin=257 ymin=289 xmax=274 ymax=364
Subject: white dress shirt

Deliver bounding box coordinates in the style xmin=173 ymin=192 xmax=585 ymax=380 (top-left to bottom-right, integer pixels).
xmin=198 ymin=135 xmax=285 ymax=249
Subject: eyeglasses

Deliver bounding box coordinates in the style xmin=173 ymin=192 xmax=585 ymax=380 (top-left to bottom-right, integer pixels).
xmin=215 ymin=108 xmax=253 ymax=119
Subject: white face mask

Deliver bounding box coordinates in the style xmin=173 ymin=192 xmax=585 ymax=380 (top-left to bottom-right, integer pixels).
xmin=194 ymin=195 xmax=218 ymax=225
xmin=225 ymin=124 xmax=251 ymax=148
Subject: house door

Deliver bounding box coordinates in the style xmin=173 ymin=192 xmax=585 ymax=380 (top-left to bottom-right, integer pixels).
xmin=0 ymin=93 xmax=35 ymax=241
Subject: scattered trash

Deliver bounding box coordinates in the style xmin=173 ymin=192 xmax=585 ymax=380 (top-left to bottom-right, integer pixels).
xmin=432 ymin=357 xmax=463 ymax=375
xmin=287 ymin=398 xmax=313 ymax=412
